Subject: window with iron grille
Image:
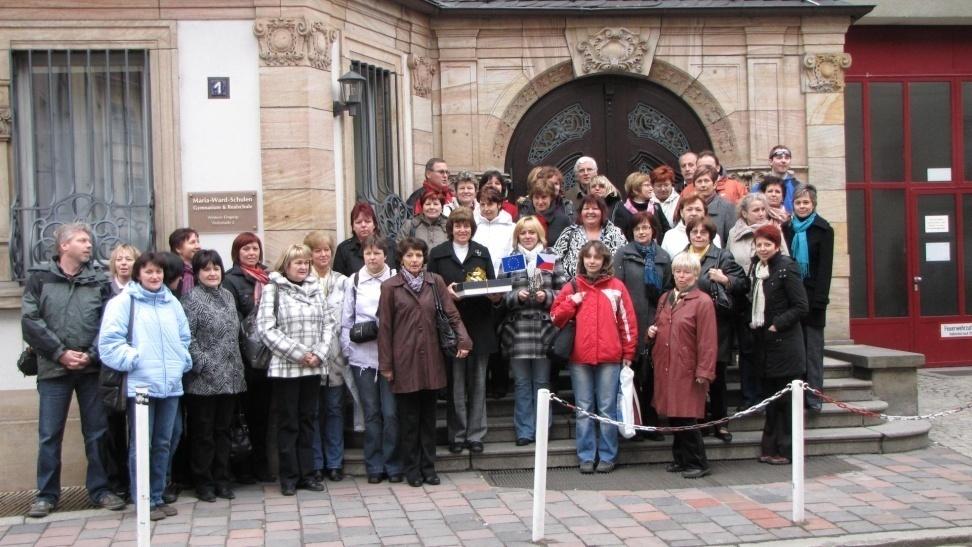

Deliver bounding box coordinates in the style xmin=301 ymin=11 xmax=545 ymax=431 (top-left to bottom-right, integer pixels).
xmin=10 ymin=49 xmax=154 ymax=280
xmin=351 ymin=61 xmax=399 ymax=204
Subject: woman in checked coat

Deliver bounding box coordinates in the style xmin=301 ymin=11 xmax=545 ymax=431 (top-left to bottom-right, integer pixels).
xmin=498 ymin=216 xmax=567 ymax=446
xmin=257 ymin=244 xmax=334 ymax=496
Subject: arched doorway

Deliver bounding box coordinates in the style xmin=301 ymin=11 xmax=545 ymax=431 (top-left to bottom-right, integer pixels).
xmin=505 ymin=74 xmax=712 ymax=197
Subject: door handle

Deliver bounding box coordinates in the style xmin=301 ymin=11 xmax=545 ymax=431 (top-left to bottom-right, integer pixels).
xmin=913 ymin=276 xmax=923 ymax=292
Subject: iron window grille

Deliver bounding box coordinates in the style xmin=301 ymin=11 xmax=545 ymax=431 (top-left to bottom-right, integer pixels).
xmin=350 ymin=61 xmax=399 ymax=204
xmin=10 ymin=49 xmax=155 ymax=281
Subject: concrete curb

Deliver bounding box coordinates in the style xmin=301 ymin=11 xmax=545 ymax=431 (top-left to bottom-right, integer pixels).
xmin=736 ymin=526 xmax=972 ymax=547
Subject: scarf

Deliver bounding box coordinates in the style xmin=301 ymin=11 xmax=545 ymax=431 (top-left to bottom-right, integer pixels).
xmin=634 ymin=242 xmax=662 ymax=290
xmin=517 ymin=243 xmax=540 ymax=277
xmin=790 ymin=213 xmax=816 ymax=278
xmin=402 ymin=268 xmax=425 ymax=293
xmin=623 ymin=198 xmax=650 ymax=215
xmin=413 ymin=180 xmax=455 ymax=214
xmin=750 ymin=261 xmax=771 ymax=328
xmin=668 ymin=284 xmax=696 ymax=306
xmin=688 ymin=244 xmax=709 ymax=262
xmin=240 ymin=264 xmax=270 ymax=304
xmin=768 ymin=205 xmax=790 ymax=226
xmin=181 ymin=262 xmax=195 ymax=292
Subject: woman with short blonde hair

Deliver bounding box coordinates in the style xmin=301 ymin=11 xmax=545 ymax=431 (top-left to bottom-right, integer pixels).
xmin=259 ymin=242 xmax=332 ymax=495
xmin=108 ymin=244 xmax=141 ymax=296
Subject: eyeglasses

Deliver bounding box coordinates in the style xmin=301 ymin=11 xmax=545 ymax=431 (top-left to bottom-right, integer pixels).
xmin=772 ymin=151 xmax=791 ymax=159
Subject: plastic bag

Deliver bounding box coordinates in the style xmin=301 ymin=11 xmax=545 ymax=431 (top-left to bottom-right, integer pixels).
xmin=618 ymin=366 xmax=643 ymax=439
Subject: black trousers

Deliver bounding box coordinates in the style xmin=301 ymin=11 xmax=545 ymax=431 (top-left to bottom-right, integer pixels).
xmin=185 ymin=393 xmax=235 ymax=489
xmin=669 ymin=417 xmax=708 ymax=471
xmin=271 ymin=376 xmax=319 ymax=487
xmin=707 ymin=360 xmax=729 ymax=421
xmin=241 ymin=366 xmax=272 ymax=479
xmin=635 ymin=354 xmax=659 ymax=427
xmin=761 ymin=376 xmax=794 ymax=459
xmin=396 ymin=390 xmax=437 ymax=482
xmin=103 ymin=408 xmax=129 ymax=496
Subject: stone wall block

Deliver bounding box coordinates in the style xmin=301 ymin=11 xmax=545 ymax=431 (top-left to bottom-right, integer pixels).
xmin=260 ymin=66 xmax=330 ymax=109
xmin=261 ymin=148 xmax=332 ymax=191
xmin=807 ymin=124 xmax=844 ymax=158
xmin=263 ymin=188 xmax=335 ymax=231
xmin=260 ymin=107 xmax=330 ymax=150
xmin=806 ymin=92 xmax=844 ymax=125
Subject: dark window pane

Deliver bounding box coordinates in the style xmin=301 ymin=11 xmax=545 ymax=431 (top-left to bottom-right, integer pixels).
xmin=870 ymin=83 xmax=904 ymax=182
xmin=351 ymin=61 xmax=398 ymax=205
xmin=848 ymin=189 xmax=868 ymax=318
xmin=964 ymin=83 xmax=972 ymax=181
xmin=917 ymin=194 xmax=957 ymax=316
xmin=845 ymin=83 xmax=864 ymax=183
xmin=910 ymin=82 xmax=952 ymax=182
xmin=871 ymin=190 xmax=908 ymax=317
xmin=965 ymin=195 xmax=972 ymax=314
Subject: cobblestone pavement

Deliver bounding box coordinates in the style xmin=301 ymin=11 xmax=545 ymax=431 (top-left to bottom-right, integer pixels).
xmin=1 ymin=371 xmax=969 ymax=546
xmin=917 ymin=367 xmax=972 ymax=458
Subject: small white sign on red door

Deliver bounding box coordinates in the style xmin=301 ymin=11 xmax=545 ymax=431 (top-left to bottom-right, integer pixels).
xmin=941 ymin=323 xmax=972 ymax=338
xmin=924 ymin=215 xmax=949 ymax=233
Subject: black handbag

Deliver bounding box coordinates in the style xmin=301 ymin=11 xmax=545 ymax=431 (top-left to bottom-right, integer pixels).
xmin=348 ymin=272 xmax=380 ymax=343
xmin=709 ymin=280 xmax=734 ymax=315
xmin=546 ymin=279 xmax=578 ymax=362
xmin=241 ymin=287 xmax=277 ymax=370
xmin=17 ymin=347 xmax=38 ymax=376
xmin=429 ymin=274 xmax=459 ymax=357
xmin=100 ymin=295 xmax=134 ymax=413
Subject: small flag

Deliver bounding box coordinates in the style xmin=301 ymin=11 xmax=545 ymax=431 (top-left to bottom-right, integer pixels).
xmin=537 ymin=253 xmax=557 ymax=271
xmin=501 ymin=254 xmax=526 ymax=274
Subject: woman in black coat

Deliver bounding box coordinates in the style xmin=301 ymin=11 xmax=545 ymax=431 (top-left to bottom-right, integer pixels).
xmin=749 ymin=224 xmax=809 ymax=465
xmin=222 ymin=232 xmax=273 ymax=483
xmin=782 ymin=184 xmax=834 ymax=413
xmin=333 ymin=201 xmax=396 ymax=276
xmin=684 ymin=217 xmax=748 ymax=442
xmin=427 ymin=206 xmax=497 ymax=455
xmin=613 ymin=211 xmax=671 ymax=440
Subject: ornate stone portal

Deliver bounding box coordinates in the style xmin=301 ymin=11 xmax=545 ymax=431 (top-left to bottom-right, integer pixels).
xmin=253 ymin=17 xmax=337 ymax=70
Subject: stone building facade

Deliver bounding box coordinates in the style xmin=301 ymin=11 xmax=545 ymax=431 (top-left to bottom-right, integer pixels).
xmin=0 ymin=0 xmax=869 ymax=490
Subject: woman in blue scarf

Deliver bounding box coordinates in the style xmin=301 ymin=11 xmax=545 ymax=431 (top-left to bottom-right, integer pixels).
xmin=613 ymin=211 xmax=672 ymax=440
xmin=782 ymin=184 xmax=834 ymax=413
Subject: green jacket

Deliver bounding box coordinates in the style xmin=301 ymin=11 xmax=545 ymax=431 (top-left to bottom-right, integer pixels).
xmin=21 ymin=260 xmax=112 ymax=380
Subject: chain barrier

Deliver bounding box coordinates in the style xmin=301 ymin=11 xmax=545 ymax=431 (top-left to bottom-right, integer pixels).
xmin=548 ymin=383 xmax=972 ymax=433
xmin=804 ymin=386 xmax=972 ymax=422
xmin=548 ymin=384 xmax=793 ymax=433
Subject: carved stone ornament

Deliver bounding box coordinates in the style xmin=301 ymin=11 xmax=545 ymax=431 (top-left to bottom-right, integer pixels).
xmin=0 ymin=107 xmax=11 ymax=142
xmin=254 ymin=18 xmax=337 ymax=70
xmin=577 ymin=28 xmax=650 ymax=74
xmin=408 ymin=55 xmax=436 ymax=99
xmin=307 ymin=21 xmax=338 ymax=71
xmin=803 ymin=53 xmax=852 ymax=93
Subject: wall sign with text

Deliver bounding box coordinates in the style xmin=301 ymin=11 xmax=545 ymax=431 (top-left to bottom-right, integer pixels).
xmin=187 ymin=192 xmax=258 ymax=233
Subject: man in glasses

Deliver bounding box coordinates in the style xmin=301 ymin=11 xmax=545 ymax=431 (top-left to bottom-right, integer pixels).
xmin=407 ymin=157 xmax=455 ymax=215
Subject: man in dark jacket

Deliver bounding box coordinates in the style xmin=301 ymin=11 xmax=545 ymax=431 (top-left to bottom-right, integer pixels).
xmin=406 ymin=157 xmax=454 ymax=215
xmin=22 ymin=223 xmax=125 ymax=517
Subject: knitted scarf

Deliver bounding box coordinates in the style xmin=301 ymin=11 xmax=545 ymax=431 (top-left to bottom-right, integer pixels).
xmin=750 ymin=261 xmax=771 ymax=328
xmin=402 ymin=268 xmax=425 ymax=293
xmin=240 ymin=264 xmax=270 ymax=305
xmin=634 ymin=241 xmax=662 ymax=290
xmin=790 ymin=213 xmax=816 ymax=278
xmin=623 ymin=198 xmax=650 ymax=215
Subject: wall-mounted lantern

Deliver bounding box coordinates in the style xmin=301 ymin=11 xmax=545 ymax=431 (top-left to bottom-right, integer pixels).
xmin=333 ymin=71 xmax=366 ymax=116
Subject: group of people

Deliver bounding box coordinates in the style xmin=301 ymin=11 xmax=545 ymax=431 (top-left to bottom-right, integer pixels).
xmin=22 ymin=144 xmax=833 ymax=518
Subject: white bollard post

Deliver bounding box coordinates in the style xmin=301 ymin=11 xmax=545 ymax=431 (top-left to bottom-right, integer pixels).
xmin=791 ymin=379 xmax=806 ymax=524
xmin=135 ymin=386 xmax=151 ymax=547
xmin=532 ymin=388 xmax=551 ymax=543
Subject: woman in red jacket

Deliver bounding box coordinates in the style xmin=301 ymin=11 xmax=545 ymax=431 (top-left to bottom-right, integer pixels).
xmin=647 ymin=252 xmax=718 ymax=478
xmin=551 ymin=241 xmax=638 ymax=474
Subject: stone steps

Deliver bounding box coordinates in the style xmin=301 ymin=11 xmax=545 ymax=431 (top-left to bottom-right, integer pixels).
xmin=340 ymin=352 xmax=931 ymax=474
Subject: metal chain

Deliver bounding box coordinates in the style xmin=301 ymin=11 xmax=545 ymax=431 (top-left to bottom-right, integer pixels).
xmin=803 ymin=386 xmax=972 ymax=422
xmin=549 ymin=383 xmax=972 ymax=433
xmin=548 ymin=384 xmax=793 ymax=433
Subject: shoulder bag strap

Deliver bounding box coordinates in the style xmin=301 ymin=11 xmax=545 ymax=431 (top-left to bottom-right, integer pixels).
xmin=428 ymin=273 xmax=444 ymax=312
xmin=127 ymin=294 xmax=136 ymax=344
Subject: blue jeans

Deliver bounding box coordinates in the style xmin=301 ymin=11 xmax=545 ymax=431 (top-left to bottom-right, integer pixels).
xmin=36 ymin=373 xmax=110 ymax=504
xmin=127 ymin=396 xmax=180 ymax=507
xmin=569 ymin=363 xmax=620 ymax=464
xmin=510 ymin=358 xmax=551 ymax=440
xmin=312 ymin=382 xmax=345 ymax=471
xmin=352 ymin=366 xmax=401 ymax=476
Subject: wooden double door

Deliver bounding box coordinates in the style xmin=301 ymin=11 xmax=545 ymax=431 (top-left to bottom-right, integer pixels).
xmin=505 ymin=75 xmax=712 ymax=198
